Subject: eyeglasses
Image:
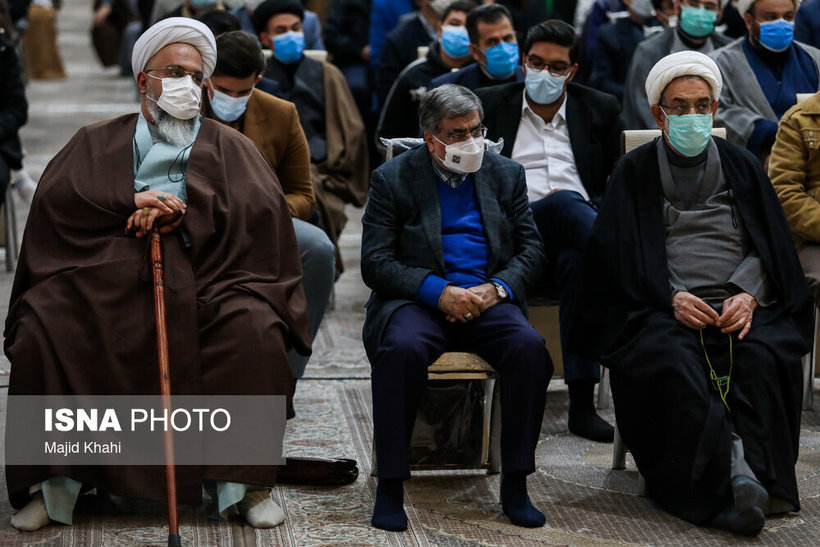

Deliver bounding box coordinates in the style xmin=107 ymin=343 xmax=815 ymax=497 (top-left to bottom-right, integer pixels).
xmin=440 ymin=124 xmax=488 ymax=143
xmin=660 ymin=101 xmax=714 ymax=116
xmin=525 ymin=55 xmax=571 ymax=76
xmin=681 ymin=0 xmax=720 ymax=12
xmin=145 ymin=65 xmax=206 ymax=86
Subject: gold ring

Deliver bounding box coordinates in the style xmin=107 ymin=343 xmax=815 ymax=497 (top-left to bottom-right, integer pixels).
xmin=463 ymin=312 xmax=473 ymax=320
xmin=141 ymin=207 xmax=151 ymax=216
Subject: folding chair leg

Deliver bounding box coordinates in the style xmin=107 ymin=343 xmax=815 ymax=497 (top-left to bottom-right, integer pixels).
xmin=487 ymin=383 xmax=501 ymax=475
xmin=597 ymin=366 xmax=610 ymax=410
xmin=612 ymin=421 xmax=626 ymax=470
xmin=803 ymin=308 xmax=817 ymax=411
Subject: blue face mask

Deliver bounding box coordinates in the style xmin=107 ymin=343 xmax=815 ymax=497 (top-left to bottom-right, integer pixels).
xmin=440 ymin=25 xmax=471 ymax=58
xmin=525 ymin=69 xmax=567 ymax=105
xmin=190 ymin=0 xmax=216 ymax=8
xmin=210 ymin=87 xmax=252 ymax=122
xmin=664 ymin=111 xmax=713 ymax=157
xmin=483 ymin=41 xmax=519 ymax=79
xmin=678 ymin=6 xmax=717 ymax=38
xmin=273 ymin=31 xmax=305 ymax=64
xmin=758 ymin=19 xmax=794 ymax=52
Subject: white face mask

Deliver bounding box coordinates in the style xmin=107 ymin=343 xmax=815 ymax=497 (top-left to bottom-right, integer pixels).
xmin=146 ymin=74 xmax=202 ymax=120
xmin=429 ymin=0 xmax=450 ymax=16
xmin=209 ymin=87 xmax=251 ymax=122
xmin=434 ymin=136 xmax=484 ymax=174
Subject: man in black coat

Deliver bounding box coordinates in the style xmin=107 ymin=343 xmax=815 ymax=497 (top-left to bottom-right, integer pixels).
xmin=476 ymin=20 xmax=623 ymax=442
xmin=377 ymin=1 xmax=476 ymax=143
xmin=0 ymin=27 xmax=26 ymax=208
xmin=571 ymin=51 xmax=813 ymax=537
xmin=430 ymin=3 xmax=524 ymax=91
xmin=373 ymin=0 xmax=441 ymax=112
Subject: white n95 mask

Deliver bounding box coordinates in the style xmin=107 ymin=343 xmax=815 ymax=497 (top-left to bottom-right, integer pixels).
xmin=435 ymin=136 xmax=484 ymax=174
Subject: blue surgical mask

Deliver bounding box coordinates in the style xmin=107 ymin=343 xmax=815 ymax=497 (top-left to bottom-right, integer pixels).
xmin=758 ymin=19 xmax=794 ymax=52
xmin=525 ymin=69 xmax=567 ymax=105
xmin=273 ymin=31 xmax=305 ymax=64
xmin=679 ymin=6 xmax=717 ymax=38
xmin=441 ymin=25 xmax=470 ymax=58
xmin=663 ymin=111 xmax=713 ymax=157
xmin=210 ymin=88 xmax=252 ymax=122
xmin=190 ymin=0 xmax=216 ymax=8
xmin=483 ymin=41 xmax=519 ymax=79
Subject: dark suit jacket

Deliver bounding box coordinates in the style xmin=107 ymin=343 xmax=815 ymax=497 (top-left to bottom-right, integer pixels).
xmin=360 ymin=145 xmax=545 ymax=360
xmin=476 ymin=82 xmax=623 ymax=204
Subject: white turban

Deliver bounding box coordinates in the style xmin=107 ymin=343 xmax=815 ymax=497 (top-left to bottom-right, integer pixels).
xmin=131 ymin=17 xmax=217 ymax=81
xmin=645 ymin=51 xmax=723 ymax=106
xmin=737 ymin=0 xmax=798 ymax=18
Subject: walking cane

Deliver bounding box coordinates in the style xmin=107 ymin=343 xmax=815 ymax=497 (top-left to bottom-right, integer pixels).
xmin=150 ymin=227 xmax=182 ymax=547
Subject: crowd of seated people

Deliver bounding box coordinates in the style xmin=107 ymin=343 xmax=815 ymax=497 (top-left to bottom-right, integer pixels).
xmin=7 ymin=0 xmax=820 ymax=540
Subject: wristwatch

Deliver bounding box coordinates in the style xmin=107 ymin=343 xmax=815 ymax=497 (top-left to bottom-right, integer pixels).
xmin=489 ymin=280 xmax=509 ymax=302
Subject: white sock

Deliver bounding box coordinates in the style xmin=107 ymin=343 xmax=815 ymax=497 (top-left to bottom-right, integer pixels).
xmin=236 ymin=490 xmax=285 ymax=528
xmin=10 ymin=492 xmax=50 ymax=532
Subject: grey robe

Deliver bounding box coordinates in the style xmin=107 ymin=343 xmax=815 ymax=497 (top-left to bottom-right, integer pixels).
xmin=709 ymin=38 xmax=820 ymax=148
xmin=622 ymin=28 xmax=732 ymax=129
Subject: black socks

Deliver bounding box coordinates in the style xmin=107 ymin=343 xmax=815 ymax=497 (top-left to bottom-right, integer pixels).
xmin=371 ymin=479 xmax=407 ymax=531
xmin=568 ymin=380 xmax=614 ymax=442
xmin=501 ymin=472 xmax=545 ymax=528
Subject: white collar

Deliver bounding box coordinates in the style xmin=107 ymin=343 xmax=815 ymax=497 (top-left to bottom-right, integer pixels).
xmin=521 ymin=88 xmax=567 ymax=127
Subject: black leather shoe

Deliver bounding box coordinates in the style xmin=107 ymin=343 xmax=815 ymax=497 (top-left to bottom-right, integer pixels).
xmin=711 ymin=506 xmax=765 ymax=537
xmin=731 ymin=475 xmax=768 ymax=513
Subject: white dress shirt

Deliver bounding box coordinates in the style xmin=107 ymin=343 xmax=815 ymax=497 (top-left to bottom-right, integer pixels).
xmin=511 ymin=91 xmax=589 ymax=203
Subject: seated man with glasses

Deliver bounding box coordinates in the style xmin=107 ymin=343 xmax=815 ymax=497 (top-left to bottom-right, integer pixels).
xmin=362 ymin=84 xmax=552 ymax=531
xmin=5 ymin=17 xmax=309 ymax=531
xmin=572 ymin=51 xmax=813 ymax=537
xmin=477 ymin=20 xmax=623 ymax=443
xmin=622 ymin=0 xmax=732 ymax=129
xmin=710 ymin=0 xmax=820 ymax=163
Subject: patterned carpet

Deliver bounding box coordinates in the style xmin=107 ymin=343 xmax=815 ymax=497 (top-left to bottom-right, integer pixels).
xmin=1 ymin=379 xmax=817 ymax=545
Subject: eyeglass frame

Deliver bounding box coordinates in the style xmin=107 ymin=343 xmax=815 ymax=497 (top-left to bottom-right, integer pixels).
xmin=659 ymin=100 xmax=716 ymax=116
xmin=524 ymin=55 xmax=573 ymax=77
xmin=144 ymin=65 xmax=206 ymax=87
xmin=680 ymin=0 xmax=721 ymax=12
xmin=436 ymin=124 xmax=488 ymax=144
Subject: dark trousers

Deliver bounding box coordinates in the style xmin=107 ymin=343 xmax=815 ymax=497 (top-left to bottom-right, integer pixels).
xmin=371 ymin=303 xmax=552 ymax=480
xmin=529 ymin=190 xmax=600 ymax=383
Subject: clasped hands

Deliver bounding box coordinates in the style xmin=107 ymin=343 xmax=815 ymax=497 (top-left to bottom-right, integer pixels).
xmin=438 ymin=283 xmax=501 ymax=323
xmin=125 ymin=190 xmax=187 ymax=238
xmin=672 ymin=290 xmax=758 ymax=340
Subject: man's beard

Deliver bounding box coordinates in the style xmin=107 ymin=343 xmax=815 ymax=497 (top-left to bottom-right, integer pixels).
xmin=145 ymin=89 xmax=198 ymax=148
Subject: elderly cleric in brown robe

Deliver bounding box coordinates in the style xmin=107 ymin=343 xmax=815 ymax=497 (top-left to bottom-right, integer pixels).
xmin=570 ymin=51 xmax=813 ymax=536
xmin=4 ymin=18 xmax=309 ymax=531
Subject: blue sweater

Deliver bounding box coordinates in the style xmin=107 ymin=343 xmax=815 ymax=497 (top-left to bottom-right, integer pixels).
xmin=416 ymin=175 xmax=514 ymax=307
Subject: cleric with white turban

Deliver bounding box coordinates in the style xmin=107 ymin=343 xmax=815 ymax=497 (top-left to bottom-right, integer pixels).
xmin=736 ymin=0 xmax=798 ymax=18
xmin=645 ymin=50 xmax=722 ymax=107
xmin=572 ymin=23 xmax=813 ymax=541
xmin=131 ymin=17 xmax=217 ymax=80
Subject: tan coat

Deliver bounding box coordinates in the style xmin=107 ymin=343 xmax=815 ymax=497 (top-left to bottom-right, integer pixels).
xmin=769 ymin=92 xmax=820 ymax=246
xmin=204 ymin=88 xmax=315 ymax=221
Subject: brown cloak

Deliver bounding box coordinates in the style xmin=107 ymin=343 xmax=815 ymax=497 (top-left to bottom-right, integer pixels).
xmin=4 ymin=114 xmax=310 ymax=509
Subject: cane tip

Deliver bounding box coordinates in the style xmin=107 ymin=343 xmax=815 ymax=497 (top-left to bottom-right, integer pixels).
xmin=168 ymin=533 xmax=182 ymax=547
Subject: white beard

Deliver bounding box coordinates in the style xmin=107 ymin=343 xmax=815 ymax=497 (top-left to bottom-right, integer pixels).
xmin=145 ymin=90 xmax=198 ymax=148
